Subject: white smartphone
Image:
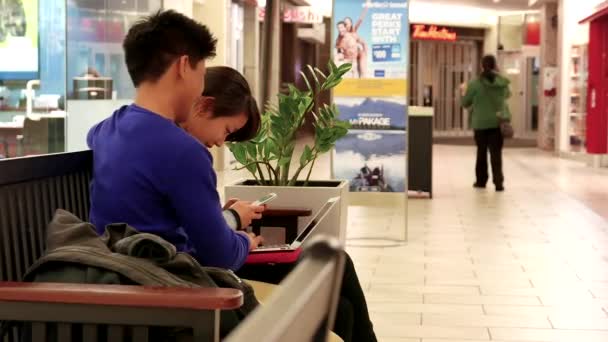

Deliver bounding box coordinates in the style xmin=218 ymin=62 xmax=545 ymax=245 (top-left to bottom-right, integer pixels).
xmin=252 ymin=192 xmax=278 ymax=206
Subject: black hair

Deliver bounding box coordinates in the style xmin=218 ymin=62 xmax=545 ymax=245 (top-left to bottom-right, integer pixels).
xmin=344 ymin=17 xmax=353 ymax=23
xmin=123 ymin=10 xmax=217 ymax=87
xmin=337 ymin=21 xmax=346 ymax=27
xmin=202 ymin=67 xmax=260 ymax=142
xmin=481 ymin=54 xmax=498 ymax=83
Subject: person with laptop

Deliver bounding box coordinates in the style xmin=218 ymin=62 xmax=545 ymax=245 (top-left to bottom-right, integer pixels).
xmin=88 ymin=10 xmax=376 ymax=341
xmin=182 ymin=66 xmax=377 ymax=342
xmin=87 ymin=10 xmax=264 ymax=273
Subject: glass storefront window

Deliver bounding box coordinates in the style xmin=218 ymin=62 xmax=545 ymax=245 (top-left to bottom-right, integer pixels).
xmin=0 ymin=0 xmax=161 ymax=159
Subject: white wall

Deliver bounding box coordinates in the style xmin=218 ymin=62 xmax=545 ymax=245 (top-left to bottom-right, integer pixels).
xmin=163 ymin=0 xmax=193 ymax=17
xmin=409 ymin=3 xmax=497 ymax=28
xmin=557 ymin=0 xmax=604 ymax=152
xmin=66 ymin=100 xmax=132 ymax=152
xmin=193 ymin=0 xmax=234 ymax=170
xmin=194 ymin=0 xmax=231 ymax=66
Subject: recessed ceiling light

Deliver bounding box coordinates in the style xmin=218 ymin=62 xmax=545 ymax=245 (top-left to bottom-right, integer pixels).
xmin=493 ymin=0 xmax=501 ymax=3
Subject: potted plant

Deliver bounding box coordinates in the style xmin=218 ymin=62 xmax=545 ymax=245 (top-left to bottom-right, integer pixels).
xmin=225 ymin=62 xmax=352 ymax=242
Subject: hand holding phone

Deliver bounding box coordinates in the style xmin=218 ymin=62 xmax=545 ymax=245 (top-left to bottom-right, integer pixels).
xmin=252 ymin=192 xmax=278 ymax=206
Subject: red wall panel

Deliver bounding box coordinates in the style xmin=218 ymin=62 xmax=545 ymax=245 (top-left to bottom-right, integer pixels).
xmin=586 ymin=17 xmax=608 ymax=154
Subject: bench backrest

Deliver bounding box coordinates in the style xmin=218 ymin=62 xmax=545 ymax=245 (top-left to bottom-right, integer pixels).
xmin=0 ymin=151 xmax=93 ymax=282
xmin=225 ymin=236 xmax=345 ymax=342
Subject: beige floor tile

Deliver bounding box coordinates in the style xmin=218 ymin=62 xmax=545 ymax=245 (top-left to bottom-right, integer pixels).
xmin=370 ymin=303 xmax=484 ymax=315
xmin=424 ymin=294 xmax=541 ymax=306
xmin=537 ymin=293 xmax=598 ymax=306
xmin=422 ymin=340 xmax=526 ymax=342
xmin=490 ymin=327 xmax=608 ymax=342
xmin=367 ymin=292 xmax=423 ymax=304
xmin=483 ymin=304 xmax=608 ymax=318
xmin=370 ymin=312 xmax=421 ymax=326
xmin=549 ymin=315 xmax=608 ymax=330
xmin=480 ymin=286 xmax=591 ymax=298
xmin=377 ymin=325 xmax=489 ymax=339
xmin=370 ymin=284 xmax=480 ymax=295
xmin=380 ymin=339 xmax=420 ymax=342
xmin=424 ymin=277 xmax=482 ymax=286
xmin=423 ymin=313 xmax=551 ymax=328
xmin=372 ymin=274 xmax=426 ymax=285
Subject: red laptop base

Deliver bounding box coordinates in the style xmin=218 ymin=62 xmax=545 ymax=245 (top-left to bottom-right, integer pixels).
xmin=245 ymin=248 xmax=302 ymax=264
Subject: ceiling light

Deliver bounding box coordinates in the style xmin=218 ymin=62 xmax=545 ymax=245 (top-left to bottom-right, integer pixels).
xmin=493 ymin=0 xmax=501 ymax=3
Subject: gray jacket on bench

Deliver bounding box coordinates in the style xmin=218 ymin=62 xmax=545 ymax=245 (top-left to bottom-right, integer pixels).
xmin=23 ymin=209 xmax=258 ymax=336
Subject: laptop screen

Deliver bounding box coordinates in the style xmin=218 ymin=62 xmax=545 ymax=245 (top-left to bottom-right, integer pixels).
xmin=294 ymin=198 xmax=338 ymax=243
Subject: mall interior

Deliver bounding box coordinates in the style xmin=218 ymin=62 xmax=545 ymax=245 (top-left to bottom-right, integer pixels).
xmin=1 ymin=0 xmax=608 ymax=341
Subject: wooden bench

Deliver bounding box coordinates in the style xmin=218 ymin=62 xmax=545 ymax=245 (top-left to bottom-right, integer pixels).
xmin=0 ymin=151 xmax=344 ymax=341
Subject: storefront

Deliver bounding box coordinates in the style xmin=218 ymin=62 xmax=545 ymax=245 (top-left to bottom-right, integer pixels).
xmin=408 ymin=24 xmax=485 ymax=135
xmin=580 ymin=3 xmax=608 ymax=164
xmin=497 ymin=13 xmax=541 ymax=141
xmin=557 ymin=0 xmax=608 ymax=165
xmin=0 ymin=0 xmax=162 ymax=159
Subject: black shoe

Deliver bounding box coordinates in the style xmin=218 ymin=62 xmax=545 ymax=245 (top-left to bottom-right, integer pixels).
xmin=473 ymin=183 xmax=486 ymax=189
xmin=496 ymin=185 xmax=504 ymax=192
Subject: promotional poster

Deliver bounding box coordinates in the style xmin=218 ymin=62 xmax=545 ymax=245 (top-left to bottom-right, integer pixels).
xmin=333 ymin=0 xmax=409 ymax=80
xmin=333 ymin=97 xmax=407 ymax=193
xmin=332 ymin=0 xmax=408 ymax=194
xmin=334 ymin=130 xmax=406 ymax=193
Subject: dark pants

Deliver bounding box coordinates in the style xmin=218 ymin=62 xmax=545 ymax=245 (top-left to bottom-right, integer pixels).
xmin=236 ymin=252 xmax=377 ymax=342
xmin=474 ymin=128 xmax=504 ymax=187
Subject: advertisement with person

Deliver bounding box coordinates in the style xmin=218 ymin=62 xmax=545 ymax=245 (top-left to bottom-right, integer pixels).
xmin=332 ymin=0 xmax=408 ymax=194
xmin=333 ymin=97 xmax=407 ymax=193
xmin=333 ymin=0 xmax=408 ymax=80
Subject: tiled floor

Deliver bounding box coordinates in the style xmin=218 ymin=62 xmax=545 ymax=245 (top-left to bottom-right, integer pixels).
xmin=346 ymin=145 xmax=608 ymax=342
xmin=217 ymin=144 xmax=608 ymax=341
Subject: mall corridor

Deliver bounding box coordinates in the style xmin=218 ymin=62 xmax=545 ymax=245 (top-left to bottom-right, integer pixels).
xmin=346 ymin=145 xmax=608 ymax=342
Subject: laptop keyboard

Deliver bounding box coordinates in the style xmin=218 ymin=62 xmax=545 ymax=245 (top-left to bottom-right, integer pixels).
xmin=256 ymin=243 xmax=290 ymax=250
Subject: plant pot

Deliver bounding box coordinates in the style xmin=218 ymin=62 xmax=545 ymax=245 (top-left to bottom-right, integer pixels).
xmin=225 ymin=180 xmax=349 ymax=243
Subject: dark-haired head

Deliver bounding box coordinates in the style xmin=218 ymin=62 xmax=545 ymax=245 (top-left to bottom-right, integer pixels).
xmin=344 ymin=17 xmax=353 ymax=26
xmin=182 ymin=66 xmax=260 ymax=148
xmin=337 ymin=21 xmax=347 ymax=35
xmin=481 ymin=55 xmax=498 ymax=82
xmin=123 ymin=10 xmax=217 ymax=121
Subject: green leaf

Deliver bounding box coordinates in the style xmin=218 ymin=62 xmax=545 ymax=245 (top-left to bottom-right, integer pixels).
xmin=300 ymin=145 xmax=313 ymax=167
xmin=231 ymin=144 xmax=248 ymax=164
xmin=328 ymin=60 xmax=338 ymax=73
xmin=324 ymin=79 xmax=342 ymax=90
xmin=338 ymin=63 xmax=353 ymax=73
xmin=307 ymin=65 xmax=321 ymax=89
xmin=246 ymin=142 xmax=257 ymax=159
xmin=246 ymin=163 xmax=257 ymax=174
xmin=278 ymin=156 xmax=292 ymax=167
xmin=299 ymin=71 xmax=312 ymax=92
xmin=314 ymin=67 xmax=327 ymax=80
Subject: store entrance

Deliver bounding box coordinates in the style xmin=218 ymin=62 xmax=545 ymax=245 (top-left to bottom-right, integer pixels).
xmin=409 ymin=40 xmax=480 ymax=136
xmin=498 ymin=50 xmax=539 ymax=141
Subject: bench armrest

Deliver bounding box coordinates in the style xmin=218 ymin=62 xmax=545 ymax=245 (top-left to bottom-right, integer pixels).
xmin=0 ymin=282 xmax=243 ymax=310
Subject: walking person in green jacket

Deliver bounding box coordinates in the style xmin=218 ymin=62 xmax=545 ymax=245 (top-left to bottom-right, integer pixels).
xmin=461 ymin=54 xmax=511 ymax=192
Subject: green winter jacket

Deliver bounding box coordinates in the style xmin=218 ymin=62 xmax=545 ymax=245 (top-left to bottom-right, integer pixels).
xmin=461 ymin=73 xmax=512 ymax=130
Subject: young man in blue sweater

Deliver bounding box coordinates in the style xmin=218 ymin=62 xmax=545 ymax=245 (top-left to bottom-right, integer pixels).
xmin=87 ymin=10 xmax=264 ymax=271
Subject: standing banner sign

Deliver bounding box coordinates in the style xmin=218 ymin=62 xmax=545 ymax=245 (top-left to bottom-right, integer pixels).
xmin=332 ymin=0 xmax=409 ymax=193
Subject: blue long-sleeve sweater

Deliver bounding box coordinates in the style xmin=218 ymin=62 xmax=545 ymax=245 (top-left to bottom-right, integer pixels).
xmin=87 ymin=104 xmax=250 ymax=270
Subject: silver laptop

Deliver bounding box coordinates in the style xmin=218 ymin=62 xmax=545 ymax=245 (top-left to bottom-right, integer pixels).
xmin=251 ymin=197 xmax=340 ymax=253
